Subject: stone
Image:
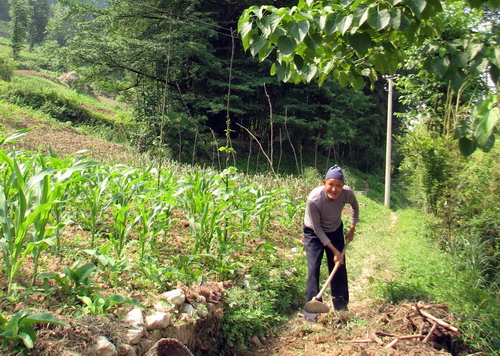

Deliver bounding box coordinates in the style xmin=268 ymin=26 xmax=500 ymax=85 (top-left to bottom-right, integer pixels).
xmin=92 ymin=336 xmax=118 ymax=356
xmin=145 ymin=312 xmax=171 ymax=330
xmin=125 ymin=308 xmax=144 ymax=327
xmin=153 ymin=300 xmax=174 ymax=312
xmin=181 ymin=303 xmax=195 ymax=315
xmin=161 ymin=289 xmax=185 ymax=309
xmin=125 ymin=327 xmax=145 ymax=345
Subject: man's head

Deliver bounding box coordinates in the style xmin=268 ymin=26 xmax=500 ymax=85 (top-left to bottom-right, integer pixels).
xmin=323 ymin=165 xmax=344 ymax=200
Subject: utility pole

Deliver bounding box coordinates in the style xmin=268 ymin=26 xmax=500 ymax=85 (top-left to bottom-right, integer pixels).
xmin=384 ymin=75 xmax=396 ymax=208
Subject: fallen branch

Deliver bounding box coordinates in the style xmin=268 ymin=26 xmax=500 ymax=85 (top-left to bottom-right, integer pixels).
xmin=412 ymin=307 xmax=459 ymax=333
xmin=423 ymin=323 xmax=438 ymax=344
xmin=385 ymin=337 xmax=399 ymax=348
xmin=369 ymin=332 xmax=384 ymax=346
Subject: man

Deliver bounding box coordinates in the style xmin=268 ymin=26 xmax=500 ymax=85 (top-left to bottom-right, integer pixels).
xmin=303 ymin=165 xmax=359 ymax=320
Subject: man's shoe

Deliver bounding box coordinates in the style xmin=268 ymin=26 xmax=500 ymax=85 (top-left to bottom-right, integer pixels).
xmin=334 ymin=304 xmax=349 ymax=311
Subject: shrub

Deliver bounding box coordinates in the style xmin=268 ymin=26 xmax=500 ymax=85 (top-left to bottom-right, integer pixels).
xmin=0 ymin=56 xmax=17 ymax=81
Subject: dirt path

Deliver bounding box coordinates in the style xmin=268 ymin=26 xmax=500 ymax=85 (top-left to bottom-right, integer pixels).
xmin=247 ymin=212 xmax=454 ymax=356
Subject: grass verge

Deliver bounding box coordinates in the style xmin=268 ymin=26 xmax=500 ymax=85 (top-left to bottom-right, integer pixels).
xmin=375 ymin=208 xmax=499 ymax=354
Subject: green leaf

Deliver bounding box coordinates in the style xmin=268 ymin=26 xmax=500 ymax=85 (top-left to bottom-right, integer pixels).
xmin=352 ymin=5 xmax=369 ymax=30
xmin=368 ymin=8 xmax=391 ymax=31
xmin=458 ymin=137 xmax=476 ymax=156
xmin=474 ymin=107 xmax=499 ymax=147
xmin=348 ymin=32 xmax=371 ymax=56
xmin=389 ymin=8 xmax=402 ymax=29
xmin=430 ymin=57 xmax=450 ymax=78
xmin=23 ymin=313 xmax=69 ymax=327
xmin=337 ymin=14 xmax=354 ymax=34
xmin=257 ymin=17 xmax=272 ymax=37
xmin=467 ymin=42 xmax=484 ymax=61
xmin=289 ymin=20 xmax=310 ymax=42
xmin=350 ymin=74 xmax=365 ymax=90
xmin=277 ymin=36 xmax=297 ymax=56
xmin=489 ymin=47 xmax=500 ymax=68
xmin=324 ymin=13 xmax=337 ymax=35
xmin=479 ymin=134 xmax=495 ymax=152
xmin=239 ymin=21 xmax=253 ymax=41
xmin=406 ymin=0 xmax=427 ymax=18
xmin=301 ymin=64 xmax=318 ymax=82
xmin=242 ymin=28 xmax=257 ymax=51
xmin=18 ymin=332 xmax=34 ymax=349
xmin=453 ymin=53 xmax=467 ymax=68
xmin=337 ymin=70 xmax=350 ymax=86
xmin=294 ymin=55 xmax=305 ymax=70
xmin=469 ymin=57 xmax=489 ymax=76
xmin=258 ymin=42 xmax=274 ymax=61
xmin=303 ymin=33 xmax=322 ymax=51
xmin=250 ymin=35 xmax=268 ymax=57
xmin=275 ymin=63 xmax=288 ymax=81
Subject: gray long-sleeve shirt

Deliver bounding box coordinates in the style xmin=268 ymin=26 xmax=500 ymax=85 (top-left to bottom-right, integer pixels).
xmin=303 ymin=185 xmax=360 ymax=246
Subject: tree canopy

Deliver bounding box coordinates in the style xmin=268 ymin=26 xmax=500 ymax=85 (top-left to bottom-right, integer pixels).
xmin=238 ymin=0 xmax=499 ymax=155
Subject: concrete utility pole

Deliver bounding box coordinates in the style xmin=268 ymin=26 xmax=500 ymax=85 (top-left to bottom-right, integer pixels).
xmin=384 ymin=75 xmax=395 ymax=208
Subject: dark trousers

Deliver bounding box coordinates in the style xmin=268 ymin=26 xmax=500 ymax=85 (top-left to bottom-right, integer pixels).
xmin=304 ymin=223 xmax=349 ymax=309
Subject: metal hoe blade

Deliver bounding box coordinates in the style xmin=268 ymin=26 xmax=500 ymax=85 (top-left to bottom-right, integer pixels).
xmin=304 ymin=299 xmax=330 ymax=313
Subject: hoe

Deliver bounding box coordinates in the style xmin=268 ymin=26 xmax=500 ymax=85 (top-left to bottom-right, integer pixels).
xmin=304 ymin=242 xmax=349 ymax=314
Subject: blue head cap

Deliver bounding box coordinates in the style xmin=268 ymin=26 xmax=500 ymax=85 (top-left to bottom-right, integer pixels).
xmin=325 ymin=165 xmax=344 ymax=181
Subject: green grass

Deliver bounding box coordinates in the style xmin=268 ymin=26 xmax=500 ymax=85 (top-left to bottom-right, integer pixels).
xmin=378 ymin=209 xmax=499 ymax=353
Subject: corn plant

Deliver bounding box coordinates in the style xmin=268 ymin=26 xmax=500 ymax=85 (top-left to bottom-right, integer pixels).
xmin=74 ymin=167 xmax=111 ymax=248
xmin=78 ymin=293 xmax=142 ymax=315
xmin=28 ymin=155 xmax=94 ymax=285
xmin=0 ymin=150 xmax=56 ymax=295
xmin=138 ymin=256 xmax=183 ymax=290
xmin=252 ymin=186 xmax=283 ymax=237
xmin=135 ymin=195 xmax=172 ymax=260
xmin=108 ymin=165 xmax=148 ymax=206
xmin=39 ymin=261 xmax=97 ymax=296
xmin=0 ymin=310 xmax=69 ymax=351
xmin=110 ymin=204 xmax=139 ymax=258
xmin=84 ymin=241 xmax=131 ymax=285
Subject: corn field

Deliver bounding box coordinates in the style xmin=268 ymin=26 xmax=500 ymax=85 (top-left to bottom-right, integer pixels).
xmin=0 ymin=131 xmax=306 ymax=297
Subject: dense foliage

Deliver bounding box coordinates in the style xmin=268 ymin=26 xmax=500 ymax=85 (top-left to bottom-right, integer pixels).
xmin=1 ymin=0 xmax=388 ymax=173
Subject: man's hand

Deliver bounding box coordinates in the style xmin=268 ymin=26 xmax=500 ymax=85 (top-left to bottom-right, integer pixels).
xmin=333 ymin=249 xmax=344 ymax=265
xmin=327 ymin=243 xmax=344 ymax=264
xmin=346 ymin=224 xmax=356 ymax=242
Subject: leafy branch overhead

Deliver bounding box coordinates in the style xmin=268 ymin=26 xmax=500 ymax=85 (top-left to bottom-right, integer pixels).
xmin=238 ymin=0 xmax=499 ymax=155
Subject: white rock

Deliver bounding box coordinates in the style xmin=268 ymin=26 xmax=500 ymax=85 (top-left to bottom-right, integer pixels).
xmin=93 ymin=336 xmax=117 ymax=356
xmin=145 ymin=312 xmax=171 ymax=330
xmin=125 ymin=308 xmax=144 ymax=326
xmin=153 ymin=299 xmax=174 ymax=312
xmin=181 ymin=303 xmax=195 ymax=315
xmin=125 ymin=327 xmax=144 ymax=345
xmin=162 ymin=289 xmax=185 ymax=308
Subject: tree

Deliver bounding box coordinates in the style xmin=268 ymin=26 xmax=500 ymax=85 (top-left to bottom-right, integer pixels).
xmin=238 ymin=0 xmax=499 ymax=155
xmin=27 ymin=0 xmax=50 ymax=51
xmin=8 ymin=0 xmax=32 ymax=58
